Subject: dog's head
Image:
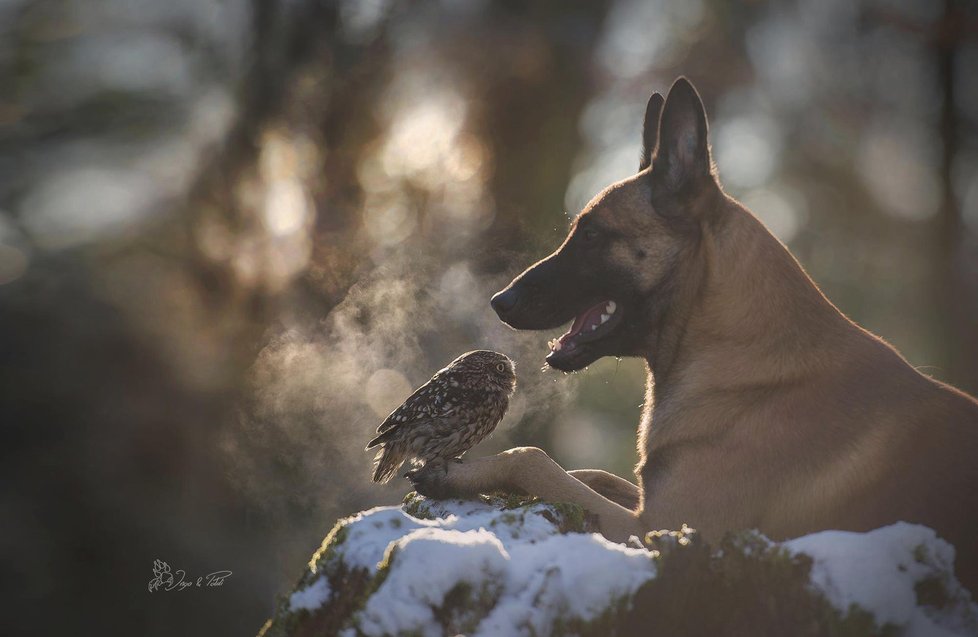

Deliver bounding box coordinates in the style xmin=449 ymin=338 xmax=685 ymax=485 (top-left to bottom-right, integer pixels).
xmin=491 ymin=77 xmax=722 ymax=371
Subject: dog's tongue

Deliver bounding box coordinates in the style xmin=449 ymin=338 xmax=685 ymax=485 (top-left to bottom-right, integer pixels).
xmin=559 ymin=301 xmax=611 ymax=345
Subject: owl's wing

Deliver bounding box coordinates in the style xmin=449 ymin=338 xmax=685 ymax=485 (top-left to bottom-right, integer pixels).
xmin=375 ymin=373 xmax=468 ymax=433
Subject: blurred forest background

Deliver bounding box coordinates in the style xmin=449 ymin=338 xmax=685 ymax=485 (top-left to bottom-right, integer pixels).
xmin=1 ymin=0 xmax=977 ymax=635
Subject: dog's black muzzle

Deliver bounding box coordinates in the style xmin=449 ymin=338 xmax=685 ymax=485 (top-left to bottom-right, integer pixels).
xmin=490 ymin=281 xmax=537 ymax=327
xmin=489 ymin=287 xmax=519 ymax=316
xmin=490 ymin=251 xmax=582 ymax=330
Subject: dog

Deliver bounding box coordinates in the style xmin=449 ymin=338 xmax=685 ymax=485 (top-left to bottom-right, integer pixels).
xmin=412 ymin=77 xmax=978 ymax=591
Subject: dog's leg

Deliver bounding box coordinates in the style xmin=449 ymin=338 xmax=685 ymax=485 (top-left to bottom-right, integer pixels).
xmin=409 ymin=447 xmax=644 ymax=542
xmin=567 ymin=469 xmax=640 ymax=510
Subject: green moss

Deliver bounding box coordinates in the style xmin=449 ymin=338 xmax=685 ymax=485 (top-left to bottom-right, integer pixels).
xmin=261 ymin=514 xmax=395 ymax=637
xmin=402 ymin=491 xmax=433 ymax=520
xmin=550 ymin=593 xmax=634 ymax=637
xmin=619 ymin=528 xmax=899 ymax=637
xmin=479 ymin=492 xmax=593 ymax=534
xmin=308 ymin=520 xmax=349 ymax=576
xmin=375 ymin=543 xmax=398 ymax=575
xmin=339 ymin=548 xmax=498 ymax=637
xmin=915 ymin=576 xmax=950 ymax=609
xmin=643 ymin=522 xmax=698 ymax=554
xmin=432 ymin=580 xmax=502 ymax=635
xmin=363 ymin=544 xmax=397 ymax=599
xmin=484 ymin=491 xmax=540 ymax=510
xmin=499 ymin=511 xmax=520 ymax=525
xmin=545 ymin=501 xmax=594 ymax=534
xmin=314 ymin=565 xmax=376 ymax=636
xmin=913 ymin=543 xmax=929 ymax=564
xmin=257 ymin=592 xmax=307 ymax=637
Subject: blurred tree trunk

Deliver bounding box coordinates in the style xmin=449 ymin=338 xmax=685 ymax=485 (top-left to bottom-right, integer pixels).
xmin=935 ymin=0 xmax=978 ymax=394
xmin=879 ymin=0 xmax=978 ymax=394
xmin=476 ymin=2 xmax=613 ymax=261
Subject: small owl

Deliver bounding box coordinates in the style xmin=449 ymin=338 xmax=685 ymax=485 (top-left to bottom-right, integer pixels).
xmin=366 ymin=350 xmax=516 ymax=483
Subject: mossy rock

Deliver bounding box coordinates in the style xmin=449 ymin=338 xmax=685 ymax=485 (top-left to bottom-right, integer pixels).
xmin=261 ymin=493 xmax=600 ymax=636
xmin=432 ymin=580 xmax=503 ymax=635
xmin=479 ymin=491 xmax=596 ymax=534
xmin=607 ymin=529 xmax=898 ymax=637
xmin=402 ymin=491 xmax=434 ymax=520
xmin=260 ymin=498 xmax=972 ymax=637
xmin=260 ymin=513 xmax=391 ymax=637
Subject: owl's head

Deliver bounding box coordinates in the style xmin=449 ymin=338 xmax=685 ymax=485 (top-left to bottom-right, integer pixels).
xmin=447 ymin=350 xmax=516 ymax=393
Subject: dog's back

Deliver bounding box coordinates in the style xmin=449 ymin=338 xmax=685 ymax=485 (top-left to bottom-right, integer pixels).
xmin=635 ymin=199 xmax=978 ymax=591
xmin=842 ymin=347 xmax=978 ymax=587
xmin=842 ymin=349 xmax=978 ymax=590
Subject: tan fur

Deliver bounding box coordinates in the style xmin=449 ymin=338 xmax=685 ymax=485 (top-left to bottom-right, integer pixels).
xmin=416 ymin=81 xmax=978 ymax=591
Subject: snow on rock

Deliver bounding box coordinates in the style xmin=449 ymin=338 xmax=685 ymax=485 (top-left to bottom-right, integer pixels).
xmin=786 ymin=522 xmax=978 ymax=637
xmin=324 ymin=497 xmax=564 ymax=574
xmin=479 ymin=533 xmax=655 ymax=636
xmin=314 ymin=496 xmax=652 ymax=637
xmin=288 ymin=577 xmax=331 ymax=612
xmin=355 ymin=528 xmax=510 ymax=636
xmin=260 ymin=494 xmax=978 ymax=637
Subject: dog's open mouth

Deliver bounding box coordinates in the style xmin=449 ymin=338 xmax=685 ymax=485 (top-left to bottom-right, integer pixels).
xmin=546 ymin=300 xmax=621 ymax=360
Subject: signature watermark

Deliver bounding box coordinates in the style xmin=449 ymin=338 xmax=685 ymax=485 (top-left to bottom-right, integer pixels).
xmin=148 ymin=559 xmax=232 ymax=592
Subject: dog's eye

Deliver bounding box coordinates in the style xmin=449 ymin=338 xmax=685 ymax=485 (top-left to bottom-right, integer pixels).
xmin=582 ymin=228 xmax=599 ymax=242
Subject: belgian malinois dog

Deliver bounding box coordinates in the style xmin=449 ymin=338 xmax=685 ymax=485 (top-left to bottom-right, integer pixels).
xmin=412 ymin=78 xmax=978 ymax=591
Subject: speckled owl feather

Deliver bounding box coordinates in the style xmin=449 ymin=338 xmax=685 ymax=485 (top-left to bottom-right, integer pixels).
xmin=366 ymin=350 xmax=516 ymax=483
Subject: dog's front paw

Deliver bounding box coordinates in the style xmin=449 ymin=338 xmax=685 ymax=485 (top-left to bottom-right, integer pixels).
xmin=406 ymin=463 xmax=453 ymax=499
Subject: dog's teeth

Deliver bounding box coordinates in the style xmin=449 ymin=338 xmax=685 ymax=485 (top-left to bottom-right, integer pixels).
xmin=606 ymin=301 xmax=616 ymax=314
xmin=591 ymin=324 xmax=598 ymax=331
xmin=600 ymin=313 xmax=610 ymax=324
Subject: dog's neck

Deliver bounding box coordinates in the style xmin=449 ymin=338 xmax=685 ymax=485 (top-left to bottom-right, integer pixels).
xmin=645 ymin=197 xmax=852 ymax=398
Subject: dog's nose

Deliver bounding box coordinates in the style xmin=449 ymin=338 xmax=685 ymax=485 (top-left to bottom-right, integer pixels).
xmin=490 ymin=288 xmax=519 ymax=315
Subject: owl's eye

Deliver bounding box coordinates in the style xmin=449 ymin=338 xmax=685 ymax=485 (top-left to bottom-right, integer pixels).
xmin=495 ymin=362 xmax=507 ymax=373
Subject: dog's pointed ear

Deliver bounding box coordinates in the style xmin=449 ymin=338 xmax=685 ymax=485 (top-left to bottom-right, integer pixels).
xmin=639 ymin=92 xmax=664 ymax=172
xmin=654 ymin=77 xmax=712 ymax=190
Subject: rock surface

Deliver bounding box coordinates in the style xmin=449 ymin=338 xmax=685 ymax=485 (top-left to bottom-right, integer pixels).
xmin=259 ymin=493 xmax=977 ymax=636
